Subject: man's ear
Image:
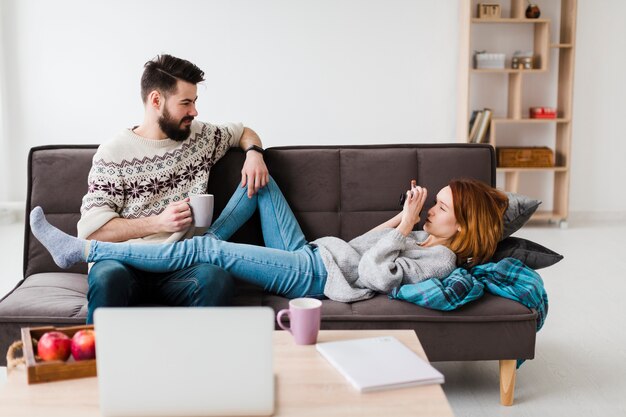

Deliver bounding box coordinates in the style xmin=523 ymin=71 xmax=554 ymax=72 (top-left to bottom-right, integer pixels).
xmin=147 ymin=90 xmax=162 ymax=110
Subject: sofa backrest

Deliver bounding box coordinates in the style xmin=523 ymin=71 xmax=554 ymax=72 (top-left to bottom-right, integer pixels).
xmin=24 ymin=144 xmax=495 ymax=278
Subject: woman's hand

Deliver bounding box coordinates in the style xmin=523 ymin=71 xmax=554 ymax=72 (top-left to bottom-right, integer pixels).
xmin=241 ymin=151 xmax=269 ymax=198
xmin=397 ymin=184 xmax=427 ymax=236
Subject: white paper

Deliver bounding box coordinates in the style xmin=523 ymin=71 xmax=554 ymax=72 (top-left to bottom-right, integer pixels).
xmin=316 ymin=336 xmax=444 ymax=392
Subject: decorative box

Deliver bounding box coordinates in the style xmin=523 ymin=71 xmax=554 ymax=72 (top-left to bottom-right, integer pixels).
xmin=512 ymin=51 xmax=535 ymax=69
xmin=497 ymin=147 xmax=554 ymax=168
xmin=475 ymin=52 xmax=506 ymax=69
xmin=477 ymin=3 xmax=501 ymax=19
xmin=529 ymin=107 xmax=557 ymax=119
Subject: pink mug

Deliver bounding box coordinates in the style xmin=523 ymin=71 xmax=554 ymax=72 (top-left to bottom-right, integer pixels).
xmin=276 ymin=298 xmax=322 ymax=345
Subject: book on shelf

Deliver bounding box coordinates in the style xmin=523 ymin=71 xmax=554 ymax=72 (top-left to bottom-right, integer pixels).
xmin=468 ymin=110 xmax=479 ymax=133
xmin=471 ymin=108 xmax=492 ymax=143
xmin=468 ymin=110 xmax=483 ymax=143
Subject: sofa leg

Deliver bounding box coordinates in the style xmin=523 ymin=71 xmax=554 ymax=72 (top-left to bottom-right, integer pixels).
xmin=499 ymin=359 xmax=516 ymax=406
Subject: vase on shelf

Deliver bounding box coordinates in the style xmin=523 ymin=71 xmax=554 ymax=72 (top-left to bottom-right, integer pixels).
xmin=525 ymin=3 xmax=541 ymax=18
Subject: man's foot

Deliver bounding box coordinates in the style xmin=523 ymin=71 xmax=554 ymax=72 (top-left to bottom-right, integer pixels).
xmin=29 ymin=207 xmax=87 ymax=269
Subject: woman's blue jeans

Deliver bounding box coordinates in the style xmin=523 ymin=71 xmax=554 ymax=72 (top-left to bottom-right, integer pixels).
xmin=87 ymin=177 xmax=328 ymax=299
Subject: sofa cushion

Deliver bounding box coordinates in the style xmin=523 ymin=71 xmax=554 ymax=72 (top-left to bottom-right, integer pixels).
xmin=0 ymin=274 xmax=537 ymax=363
xmin=502 ymin=192 xmax=541 ymax=239
xmin=266 ymin=145 xmax=494 ymax=241
xmin=492 ymin=237 xmax=563 ymax=269
xmin=25 ymin=146 xmax=96 ymax=277
xmin=263 ymin=293 xmax=537 ymax=362
xmin=0 ymin=273 xmax=88 ymax=322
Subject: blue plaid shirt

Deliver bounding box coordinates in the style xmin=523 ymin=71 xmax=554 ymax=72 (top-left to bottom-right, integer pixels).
xmin=390 ymin=257 xmax=548 ymax=368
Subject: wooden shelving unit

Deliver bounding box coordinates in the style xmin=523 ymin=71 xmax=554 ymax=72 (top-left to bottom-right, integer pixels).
xmin=457 ymin=0 xmax=577 ymax=225
xmin=470 ymin=18 xmax=550 ymax=23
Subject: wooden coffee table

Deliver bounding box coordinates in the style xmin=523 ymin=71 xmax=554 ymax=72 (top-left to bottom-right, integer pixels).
xmin=0 ymin=330 xmax=454 ymax=416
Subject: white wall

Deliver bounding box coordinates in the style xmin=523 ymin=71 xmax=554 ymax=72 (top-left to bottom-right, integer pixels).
xmin=0 ymin=0 xmax=459 ymax=202
xmin=569 ymin=0 xmax=626 ymax=214
xmin=1 ymin=0 xmax=625 ymax=214
xmin=0 ymin=1 xmax=9 ymax=202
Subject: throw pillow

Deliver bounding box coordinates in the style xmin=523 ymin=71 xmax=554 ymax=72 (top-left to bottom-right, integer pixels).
xmin=491 ymin=237 xmax=563 ymax=269
xmin=502 ymin=192 xmax=541 ymax=239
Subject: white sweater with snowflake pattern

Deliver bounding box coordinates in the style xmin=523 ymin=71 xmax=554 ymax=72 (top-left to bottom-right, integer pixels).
xmin=77 ymin=121 xmax=243 ymax=244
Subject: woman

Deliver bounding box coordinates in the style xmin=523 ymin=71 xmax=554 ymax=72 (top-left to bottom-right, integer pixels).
xmin=30 ymin=176 xmax=508 ymax=302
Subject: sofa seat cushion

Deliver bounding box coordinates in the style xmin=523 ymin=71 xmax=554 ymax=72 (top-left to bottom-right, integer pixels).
xmin=0 ymin=274 xmax=537 ymax=363
xmin=0 ymin=274 xmax=535 ymax=326
xmin=256 ymin=292 xmax=537 ymax=361
xmin=256 ymin=293 xmax=536 ymax=324
xmin=0 ymin=273 xmax=88 ymax=323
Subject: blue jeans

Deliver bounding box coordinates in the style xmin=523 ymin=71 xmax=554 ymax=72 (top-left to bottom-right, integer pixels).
xmin=86 ymin=261 xmax=234 ymax=324
xmin=87 ymin=177 xmax=328 ymax=299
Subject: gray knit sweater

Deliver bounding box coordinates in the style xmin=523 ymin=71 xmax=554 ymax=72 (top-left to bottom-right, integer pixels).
xmin=312 ymin=228 xmax=457 ymax=302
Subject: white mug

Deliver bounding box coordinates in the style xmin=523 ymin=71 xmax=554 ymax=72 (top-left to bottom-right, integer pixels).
xmin=189 ymin=194 xmax=214 ymax=227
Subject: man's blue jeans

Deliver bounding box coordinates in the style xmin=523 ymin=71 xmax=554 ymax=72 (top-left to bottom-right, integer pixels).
xmin=86 ymin=261 xmax=234 ymax=324
xmin=87 ymin=177 xmax=328 ymax=299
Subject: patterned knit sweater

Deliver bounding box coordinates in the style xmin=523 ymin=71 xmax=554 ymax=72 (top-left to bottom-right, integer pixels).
xmin=77 ymin=121 xmax=243 ymax=244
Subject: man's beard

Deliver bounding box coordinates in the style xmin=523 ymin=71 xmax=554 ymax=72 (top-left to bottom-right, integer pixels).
xmin=158 ymin=107 xmax=194 ymax=142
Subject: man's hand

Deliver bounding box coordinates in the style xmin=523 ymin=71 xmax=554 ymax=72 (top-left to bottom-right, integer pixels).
xmin=241 ymin=151 xmax=269 ymax=198
xmin=86 ymin=198 xmax=193 ymax=241
xmin=238 ymin=127 xmax=269 ymax=198
xmin=155 ymin=198 xmax=193 ymax=233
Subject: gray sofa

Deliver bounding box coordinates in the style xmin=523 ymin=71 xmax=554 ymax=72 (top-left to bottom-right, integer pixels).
xmin=0 ymin=144 xmax=537 ymax=404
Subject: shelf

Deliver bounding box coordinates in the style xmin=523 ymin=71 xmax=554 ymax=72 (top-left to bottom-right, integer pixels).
xmin=461 ymin=0 xmax=577 ymax=224
xmin=472 ymin=18 xmax=550 ymax=24
xmin=492 ymin=118 xmax=570 ymax=124
xmin=471 ymin=68 xmax=546 ymax=73
xmin=497 ymin=166 xmax=568 ymax=173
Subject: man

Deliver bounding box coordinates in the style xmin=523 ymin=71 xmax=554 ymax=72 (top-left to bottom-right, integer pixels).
xmin=77 ymin=54 xmax=269 ymax=324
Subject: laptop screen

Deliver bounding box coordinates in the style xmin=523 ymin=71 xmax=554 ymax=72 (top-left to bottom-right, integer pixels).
xmin=94 ymin=307 xmax=274 ymax=417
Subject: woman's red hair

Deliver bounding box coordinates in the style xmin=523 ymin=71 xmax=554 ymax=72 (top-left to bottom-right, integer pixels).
xmin=447 ymin=179 xmax=508 ymax=267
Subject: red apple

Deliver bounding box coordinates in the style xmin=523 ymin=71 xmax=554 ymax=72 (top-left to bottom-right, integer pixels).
xmin=37 ymin=331 xmax=72 ymax=362
xmin=71 ymin=329 xmax=96 ymax=361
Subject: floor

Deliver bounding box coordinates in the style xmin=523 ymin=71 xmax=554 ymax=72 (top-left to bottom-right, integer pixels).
xmin=434 ymin=219 xmax=626 ymax=417
xmin=1 ymin=217 xmax=625 ymax=416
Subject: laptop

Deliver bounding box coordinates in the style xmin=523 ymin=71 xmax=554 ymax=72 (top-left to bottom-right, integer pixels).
xmin=94 ymin=307 xmax=275 ymax=417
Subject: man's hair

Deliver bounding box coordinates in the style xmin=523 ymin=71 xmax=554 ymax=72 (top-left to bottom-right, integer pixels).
xmin=447 ymin=178 xmax=509 ymax=267
xmin=140 ymin=54 xmax=205 ymax=103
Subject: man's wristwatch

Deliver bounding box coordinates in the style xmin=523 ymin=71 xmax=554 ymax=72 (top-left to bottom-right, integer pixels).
xmin=244 ymin=144 xmax=264 ymax=155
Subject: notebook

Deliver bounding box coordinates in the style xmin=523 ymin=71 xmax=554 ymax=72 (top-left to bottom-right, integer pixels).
xmin=94 ymin=307 xmax=275 ymax=417
xmin=316 ymin=336 xmax=444 ymax=392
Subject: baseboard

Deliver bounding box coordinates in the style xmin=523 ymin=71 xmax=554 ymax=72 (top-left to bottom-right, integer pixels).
xmin=568 ymin=211 xmax=626 ymax=222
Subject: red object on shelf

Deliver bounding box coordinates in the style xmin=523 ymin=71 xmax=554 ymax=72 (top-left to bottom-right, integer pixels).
xmin=529 ymin=107 xmax=557 ymax=119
